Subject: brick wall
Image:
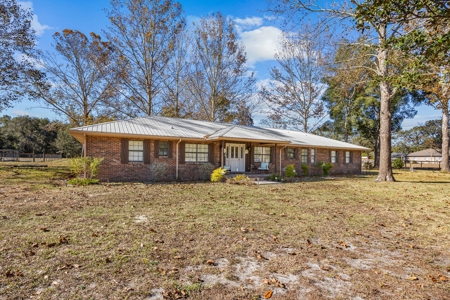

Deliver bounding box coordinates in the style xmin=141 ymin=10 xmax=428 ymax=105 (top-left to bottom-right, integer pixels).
xmin=86 ymin=136 xmax=362 ymax=182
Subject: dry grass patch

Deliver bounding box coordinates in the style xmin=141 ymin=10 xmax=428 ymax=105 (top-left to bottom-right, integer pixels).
xmin=0 ymin=166 xmax=449 ymax=299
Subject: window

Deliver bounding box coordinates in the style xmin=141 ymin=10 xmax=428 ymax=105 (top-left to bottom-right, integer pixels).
xmin=287 ymin=148 xmax=295 ymax=159
xmin=301 ymin=149 xmax=308 ymax=164
xmin=345 ymin=151 xmax=352 ymax=163
xmin=185 ymin=144 xmax=208 ymax=162
xmin=254 ymin=147 xmax=271 ymax=163
xmin=129 ymin=140 xmax=143 ymax=162
xmin=159 ymin=142 xmax=169 ymax=157
xmin=331 ymin=150 xmax=337 ymax=163
xmin=310 ymin=149 xmax=316 ymax=164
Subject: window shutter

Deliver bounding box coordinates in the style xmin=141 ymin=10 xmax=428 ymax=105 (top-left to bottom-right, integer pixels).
xmin=284 ymin=148 xmax=288 ymax=160
xmin=336 ymin=151 xmax=339 ymax=163
xmin=209 ymin=144 xmax=215 ymax=163
xmin=270 ymin=147 xmax=275 ymax=163
xmin=121 ymin=138 xmax=129 ymax=164
xmin=294 ymin=148 xmax=299 ymax=159
xmin=179 ymin=142 xmax=185 ymax=164
xmin=168 ymin=141 xmax=173 ymax=158
xmin=154 ymin=140 xmax=159 ymax=158
xmin=143 ymin=140 xmax=151 ymax=164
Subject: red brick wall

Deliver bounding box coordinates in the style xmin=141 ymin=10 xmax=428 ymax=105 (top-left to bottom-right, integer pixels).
xmin=86 ymin=136 xmax=363 ymax=182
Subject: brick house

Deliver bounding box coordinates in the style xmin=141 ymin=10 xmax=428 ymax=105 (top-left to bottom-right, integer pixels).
xmin=69 ymin=116 xmax=370 ymax=182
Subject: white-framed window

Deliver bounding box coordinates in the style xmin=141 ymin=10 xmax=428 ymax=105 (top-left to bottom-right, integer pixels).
xmin=129 ymin=140 xmax=143 ymax=162
xmin=331 ymin=150 xmax=337 ymax=163
xmin=159 ymin=142 xmax=169 ymax=157
xmin=345 ymin=151 xmax=352 ymax=163
xmin=254 ymin=147 xmax=271 ymax=163
xmin=301 ymin=149 xmax=308 ymax=164
xmin=185 ymin=144 xmax=208 ymax=162
xmin=287 ymin=148 xmax=295 ymax=159
xmin=310 ymin=149 xmax=316 ymax=164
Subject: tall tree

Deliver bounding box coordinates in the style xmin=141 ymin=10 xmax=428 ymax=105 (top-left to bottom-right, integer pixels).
xmin=393 ymin=120 xmax=444 ymax=154
xmin=0 ymin=0 xmax=42 ymax=111
xmin=260 ymin=25 xmax=329 ymax=132
xmin=267 ymin=0 xmax=418 ymax=181
xmin=105 ymin=0 xmax=184 ymax=117
xmin=29 ymin=30 xmax=117 ymax=126
xmin=187 ymin=13 xmax=257 ymax=125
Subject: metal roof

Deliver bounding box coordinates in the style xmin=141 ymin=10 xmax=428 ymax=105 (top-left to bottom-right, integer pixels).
xmin=407 ymin=148 xmax=446 ymax=157
xmin=69 ymin=116 xmax=370 ymax=150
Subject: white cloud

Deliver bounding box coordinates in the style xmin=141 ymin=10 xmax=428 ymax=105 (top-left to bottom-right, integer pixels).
xmin=11 ymin=110 xmax=39 ymax=117
xmin=18 ymin=1 xmax=51 ymax=36
xmin=239 ymin=26 xmax=282 ymax=65
xmin=234 ymin=17 xmax=263 ymax=30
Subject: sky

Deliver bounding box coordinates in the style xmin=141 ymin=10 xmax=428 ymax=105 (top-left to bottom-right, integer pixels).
xmin=4 ymin=0 xmax=440 ymax=129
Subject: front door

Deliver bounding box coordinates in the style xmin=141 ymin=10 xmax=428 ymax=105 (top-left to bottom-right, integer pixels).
xmin=226 ymin=143 xmax=245 ymax=172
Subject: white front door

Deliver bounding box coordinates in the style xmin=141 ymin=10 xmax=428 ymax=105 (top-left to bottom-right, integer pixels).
xmin=225 ymin=143 xmax=245 ymax=172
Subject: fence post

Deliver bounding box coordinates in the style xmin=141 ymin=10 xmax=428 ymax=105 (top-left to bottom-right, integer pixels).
xmin=43 ymin=151 xmax=46 ymax=162
xmin=32 ymin=150 xmax=35 ymax=162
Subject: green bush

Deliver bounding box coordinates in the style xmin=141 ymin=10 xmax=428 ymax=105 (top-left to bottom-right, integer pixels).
xmin=199 ymin=163 xmax=216 ymax=181
xmin=392 ymin=158 xmax=404 ymax=169
xmin=68 ymin=178 xmax=99 ymax=186
xmin=211 ymin=167 xmax=226 ymax=182
xmin=70 ymin=157 xmax=104 ymax=179
xmin=284 ymin=164 xmax=296 ymax=178
xmin=301 ymin=163 xmax=309 ymax=176
xmin=362 ymin=161 xmax=373 ymax=171
xmin=268 ymin=173 xmax=280 ymax=181
xmin=317 ymin=161 xmax=333 ymax=176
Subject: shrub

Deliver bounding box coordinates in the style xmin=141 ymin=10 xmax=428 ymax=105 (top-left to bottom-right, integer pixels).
xmin=227 ymin=174 xmax=251 ymax=185
xmin=317 ymin=161 xmax=333 ymax=176
xmin=301 ymin=163 xmax=309 ymax=176
xmin=392 ymin=158 xmax=404 ymax=169
xmin=70 ymin=157 xmax=104 ymax=179
xmin=284 ymin=164 xmax=296 ymax=178
xmin=362 ymin=161 xmax=373 ymax=172
xmin=199 ymin=163 xmax=216 ymax=181
xmin=68 ymin=178 xmax=99 ymax=186
xmin=150 ymin=161 xmax=168 ymax=181
xmin=211 ymin=167 xmax=226 ymax=182
xmin=268 ymin=173 xmax=280 ymax=181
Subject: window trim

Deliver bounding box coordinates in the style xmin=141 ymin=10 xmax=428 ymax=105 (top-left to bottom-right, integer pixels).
xmin=129 ymin=140 xmax=144 ymax=162
xmin=310 ymin=148 xmax=316 ymax=164
xmin=185 ymin=143 xmax=209 ymax=163
xmin=286 ymin=148 xmax=295 ymax=159
xmin=301 ymin=148 xmax=308 ymax=164
xmin=159 ymin=141 xmax=169 ymax=157
xmin=254 ymin=146 xmax=271 ymax=163
xmin=330 ymin=150 xmax=337 ymax=164
xmin=345 ymin=151 xmax=352 ymax=164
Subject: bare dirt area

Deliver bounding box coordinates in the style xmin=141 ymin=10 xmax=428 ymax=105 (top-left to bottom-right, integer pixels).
xmin=0 ymin=164 xmax=449 ymax=299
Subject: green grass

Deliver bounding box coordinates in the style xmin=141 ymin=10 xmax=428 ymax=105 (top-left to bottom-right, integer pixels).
xmin=0 ymin=167 xmax=449 ymax=299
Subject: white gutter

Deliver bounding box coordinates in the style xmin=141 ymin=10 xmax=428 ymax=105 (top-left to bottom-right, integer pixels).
xmin=280 ymin=145 xmax=287 ymax=176
xmin=176 ymin=139 xmax=182 ymax=180
xmin=83 ymin=133 xmax=86 ymax=157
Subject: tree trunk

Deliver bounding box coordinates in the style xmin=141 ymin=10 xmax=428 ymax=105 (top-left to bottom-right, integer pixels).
xmin=376 ymin=43 xmax=395 ymax=181
xmin=441 ymin=103 xmax=449 ymax=172
xmin=373 ymin=137 xmax=380 ymax=168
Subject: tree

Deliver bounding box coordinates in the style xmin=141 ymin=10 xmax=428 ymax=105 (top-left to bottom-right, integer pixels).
xmin=187 ymin=13 xmax=257 ymax=125
xmin=260 ymin=25 xmax=329 ymax=132
xmin=393 ymin=120 xmax=444 ymax=154
xmin=105 ymin=0 xmax=185 ymax=117
xmin=267 ymin=0 xmax=418 ymax=181
xmin=29 ymin=30 xmax=117 ymax=126
xmin=0 ymin=0 xmax=43 ymax=111
xmin=53 ymin=126 xmax=82 ymax=158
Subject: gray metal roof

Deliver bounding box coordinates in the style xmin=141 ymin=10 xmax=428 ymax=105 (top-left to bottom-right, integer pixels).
xmin=407 ymin=148 xmax=446 ymax=157
xmin=70 ymin=116 xmax=370 ymax=150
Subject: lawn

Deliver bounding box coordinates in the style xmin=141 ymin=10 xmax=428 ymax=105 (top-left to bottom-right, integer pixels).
xmin=0 ymin=162 xmax=449 ymax=299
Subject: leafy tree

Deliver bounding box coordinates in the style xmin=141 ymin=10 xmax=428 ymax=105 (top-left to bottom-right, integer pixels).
xmin=260 ymin=25 xmax=329 ymax=132
xmin=0 ymin=0 xmax=43 ymax=111
xmin=53 ymin=127 xmax=82 ymax=158
xmin=187 ymin=13 xmax=257 ymax=125
xmin=266 ymin=0 xmax=420 ymax=181
xmin=105 ymin=0 xmax=185 ymax=117
xmin=393 ymin=120 xmax=445 ymax=154
xmin=28 ymin=30 xmax=117 ymax=126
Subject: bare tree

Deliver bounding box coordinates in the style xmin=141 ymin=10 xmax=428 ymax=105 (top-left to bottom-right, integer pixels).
xmin=187 ymin=13 xmax=257 ymax=125
xmin=259 ymin=25 xmax=330 ymax=133
xmin=29 ymin=30 xmax=117 ymax=126
xmin=105 ymin=0 xmax=184 ymax=117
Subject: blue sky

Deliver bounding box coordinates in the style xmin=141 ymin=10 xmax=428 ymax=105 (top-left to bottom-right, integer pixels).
xmin=4 ymin=0 xmax=440 ymax=129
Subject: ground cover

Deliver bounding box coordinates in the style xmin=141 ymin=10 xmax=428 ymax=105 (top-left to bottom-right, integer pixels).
xmin=0 ymin=163 xmax=449 ymax=299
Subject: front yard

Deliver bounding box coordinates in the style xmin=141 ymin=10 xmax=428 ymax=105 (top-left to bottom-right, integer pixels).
xmin=0 ymin=163 xmax=449 ymax=299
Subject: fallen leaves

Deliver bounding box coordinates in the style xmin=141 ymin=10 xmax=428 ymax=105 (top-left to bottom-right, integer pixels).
xmin=264 ymin=290 xmax=273 ymax=299
xmin=206 ymin=259 xmax=215 ymax=265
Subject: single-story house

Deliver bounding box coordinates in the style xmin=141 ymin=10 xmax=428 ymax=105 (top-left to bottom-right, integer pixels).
xmin=407 ymin=148 xmax=448 ymax=163
xmin=69 ymin=116 xmax=370 ymax=182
